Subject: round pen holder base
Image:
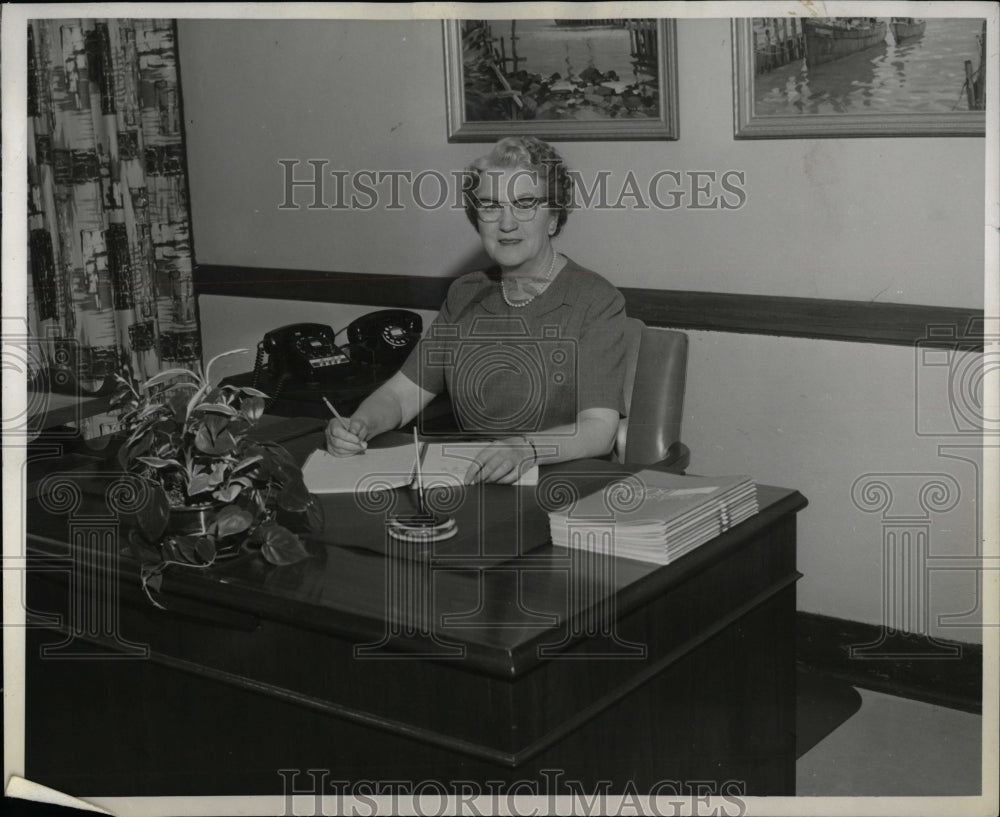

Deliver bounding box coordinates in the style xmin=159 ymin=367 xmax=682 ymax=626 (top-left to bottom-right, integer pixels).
xmin=386 ymin=513 xmax=458 ymax=543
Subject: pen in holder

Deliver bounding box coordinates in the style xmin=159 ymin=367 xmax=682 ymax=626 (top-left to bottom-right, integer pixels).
xmin=386 ymin=429 xmax=457 ymax=543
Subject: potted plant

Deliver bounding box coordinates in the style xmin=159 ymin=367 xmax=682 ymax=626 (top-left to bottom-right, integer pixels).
xmin=112 ymin=350 xmax=322 ymax=606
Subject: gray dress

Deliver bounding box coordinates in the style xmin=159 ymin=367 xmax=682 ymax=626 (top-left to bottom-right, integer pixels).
xmin=399 ymin=257 xmax=627 ymax=434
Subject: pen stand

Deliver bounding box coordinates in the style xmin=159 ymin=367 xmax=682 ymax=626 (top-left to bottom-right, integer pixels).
xmin=386 ymin=512 xmax=458 ymax=543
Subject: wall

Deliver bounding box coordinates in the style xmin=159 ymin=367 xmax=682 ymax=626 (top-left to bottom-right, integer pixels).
xmin=180 ymin=18 xmax=986 ymax=642
xmin=178 ymin=18 xmax=983 ymax=305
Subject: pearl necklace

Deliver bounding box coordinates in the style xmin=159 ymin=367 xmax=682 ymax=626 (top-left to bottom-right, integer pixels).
xmin=501 ymin=251 xmax=559 ymax=308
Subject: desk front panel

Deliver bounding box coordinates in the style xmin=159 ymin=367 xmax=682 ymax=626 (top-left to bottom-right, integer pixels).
xmin=25 ymin=456 xmax=804 ymax=795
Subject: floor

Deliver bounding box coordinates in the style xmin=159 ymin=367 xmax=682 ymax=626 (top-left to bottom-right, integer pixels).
xmin=796 ymin=686 xmax=983 ymax=796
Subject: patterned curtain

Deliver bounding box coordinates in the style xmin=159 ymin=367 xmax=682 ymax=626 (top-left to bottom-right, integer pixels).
xmin=26 ymin=19 xmax=200 ymax=433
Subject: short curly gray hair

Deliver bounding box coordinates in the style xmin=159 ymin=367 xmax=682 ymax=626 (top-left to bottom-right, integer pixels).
xmin=462 ymin=136 xmax=574 ymax=236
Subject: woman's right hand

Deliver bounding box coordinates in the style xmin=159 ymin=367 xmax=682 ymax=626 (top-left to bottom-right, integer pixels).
xmin=325 ymin=416 xmax=369 ymax=456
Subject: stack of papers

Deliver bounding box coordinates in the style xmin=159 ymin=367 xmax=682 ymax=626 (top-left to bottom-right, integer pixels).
xmin=303 ymin=440 xmax=538 ymax=494
xmin=548 ymin=470 xmax=758 ymax=565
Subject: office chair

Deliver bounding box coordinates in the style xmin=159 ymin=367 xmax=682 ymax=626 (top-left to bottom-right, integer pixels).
xmin=615 ymin=317 xmax=690 ymax=472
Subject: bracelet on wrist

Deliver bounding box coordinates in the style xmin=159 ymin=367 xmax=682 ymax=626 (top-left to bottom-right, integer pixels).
xmin=519 ymin=434 xmax=539 ymax=465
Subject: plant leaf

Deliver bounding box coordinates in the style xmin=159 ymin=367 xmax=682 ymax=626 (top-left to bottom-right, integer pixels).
xmin=276 ymin=476 xmax=311 ymax=512
xmin=235 ymin=386 xmax=269 ymax=398
xmin=212 ymin=483 xmax=242 ymax=503
xmin=127 ymin=528 xmax=161 ymax=564
xmin=195 ymin=536 xmax=217 ymax=563
xmin=137 ymin=456 xmax=181 ymax=470
xmin=174 ymin=534 xmax=201 ymax=563
xmin=160 ymin=536 xmax=184 ymax=563
xmin=127 ymin=430 xmax=154 ymax=460
xmin=193 ymin=402 xmax=239 ymax=417
xmin=142 ymin=368 xmax=201 ymax=390
xmin=232 ymin=455 xmax=263 ymax=474
xmin=186 ymin=471 xmax=216 ymax=497
xmin=213 ymin=430 xmax=237 ymax=455
xmin=241 ymin=396 xmax=265 ymax=423
xmin=117 ymin=440 xmax=133 ymax=472
xmin=264 ymin=441 xmax=297 ymax=467
xmin=194 ymin=415 xmax=236 ymax=455
xmin=213 ymin=504 xmax=254 ymax=538
xmin=153 ymin=438 xmax=181 ymax=458
xmin=163 ymin=381 xmax=199 ymax=396
xmin=250 ymin=523 xmax=310 ymax=566
xmin=193 ymin=424 xmax=214 ymax=454
xmin=126 ymin=424 xmax=151 ymax=445
xmin=167 ymin=390 xmax=191 ymax=421
xmin=137 ymin=402 xmax=168 ymax=420
xmin=184 ymin=382 xmax=212 ymax=422
xmin=204 ymin=348 xmax=249 ymax=386
xmin=123 ymin=482 xmax=170 ymax=543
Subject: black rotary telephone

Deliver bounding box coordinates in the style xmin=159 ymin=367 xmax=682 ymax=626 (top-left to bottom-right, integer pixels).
xmin=347 ymin=309 xmax=422 ymax=366
xmin=260 ymin=323 xmax=348 ymax=381
xmin=252 ymin=311 xmax=422 ymax=406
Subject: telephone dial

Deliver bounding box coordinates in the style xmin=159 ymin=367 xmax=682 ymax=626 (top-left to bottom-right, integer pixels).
xmin=347 ymin=309 xmax=423 ymax=366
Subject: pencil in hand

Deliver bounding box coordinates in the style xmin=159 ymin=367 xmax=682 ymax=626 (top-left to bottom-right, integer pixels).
xmin=323 ymin=397 xmax=366 ymax=453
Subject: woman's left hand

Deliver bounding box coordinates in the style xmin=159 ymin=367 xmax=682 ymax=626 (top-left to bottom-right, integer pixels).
xmin=464 ymin=438 xmax=535 ymax=484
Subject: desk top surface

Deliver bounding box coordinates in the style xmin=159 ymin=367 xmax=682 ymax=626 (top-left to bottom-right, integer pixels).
xmin=26 ymin=422 xmax=807 ymax=676
xmin=26 ymin=389 xmax=112 ymax=429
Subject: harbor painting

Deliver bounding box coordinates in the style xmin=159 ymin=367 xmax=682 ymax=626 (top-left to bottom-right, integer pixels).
xmin=733 ymin=17 xmax=986 ymax=137
xmin=444 ymin=19 xmax=678 ymax=141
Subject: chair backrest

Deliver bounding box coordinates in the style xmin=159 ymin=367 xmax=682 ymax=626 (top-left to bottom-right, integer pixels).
xmin=615 ymin=317 xmax=688 ymax=465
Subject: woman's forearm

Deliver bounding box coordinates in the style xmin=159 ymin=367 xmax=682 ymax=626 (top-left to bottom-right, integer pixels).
xmin=508 ymin=412 xmax=618 ymax=466
xmin=350 ymin=370 xmax=437 ymax=440
xmin=351 ymin=387 xmax=404 ymax=440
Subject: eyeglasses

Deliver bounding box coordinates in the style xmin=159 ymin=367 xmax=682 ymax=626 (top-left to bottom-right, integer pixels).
xmin=470 ymin=195 xmax=549 ymax=223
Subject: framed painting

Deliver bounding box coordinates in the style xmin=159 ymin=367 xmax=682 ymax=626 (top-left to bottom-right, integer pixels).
xmin=732 ymin=16 xmax=986 ymax=138
xmin=444 ymin=18 xmax=678 ymax=141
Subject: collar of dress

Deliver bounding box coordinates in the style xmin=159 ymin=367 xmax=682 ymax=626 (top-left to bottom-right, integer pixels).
xmin=479 ymin=257 xmax=576 ymax=316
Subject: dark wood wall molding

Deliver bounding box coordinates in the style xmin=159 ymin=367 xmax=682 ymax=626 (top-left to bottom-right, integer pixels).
xmin=796 ymin=611 xmax=982 ymax=714
xmin=194 ymin=265 xmax=984 ymax=350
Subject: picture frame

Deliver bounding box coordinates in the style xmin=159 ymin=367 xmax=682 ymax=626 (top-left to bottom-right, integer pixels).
xmin=443 ymin=18 xmax=679 ymax=142
xmin=732 ymin=17 xmax=986 ymax=138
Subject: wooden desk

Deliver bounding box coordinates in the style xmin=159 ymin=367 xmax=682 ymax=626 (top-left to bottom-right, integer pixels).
xmin=26 ymin=389 xmax=111 ymax=431
xmin=222 ymin=367 xmax=453 ymax=430
xmin=24 ymin=431 xmax=806 ymax=797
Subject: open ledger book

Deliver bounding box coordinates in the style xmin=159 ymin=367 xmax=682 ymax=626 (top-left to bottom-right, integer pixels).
xmin=303 ymin=440 xmax=539 ymax=494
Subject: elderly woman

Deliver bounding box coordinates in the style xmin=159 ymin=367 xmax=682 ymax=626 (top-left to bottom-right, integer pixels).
xmin=326 ymin=136 xmax=627 ymax=483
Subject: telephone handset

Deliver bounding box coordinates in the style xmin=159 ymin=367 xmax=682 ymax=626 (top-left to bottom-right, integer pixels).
xmin=260 ymin=323 xmax=349 ymax=380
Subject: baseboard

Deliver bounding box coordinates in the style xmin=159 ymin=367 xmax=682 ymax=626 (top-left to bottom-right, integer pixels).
xmin=796 ymin=611 xmax=982 ymax=714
